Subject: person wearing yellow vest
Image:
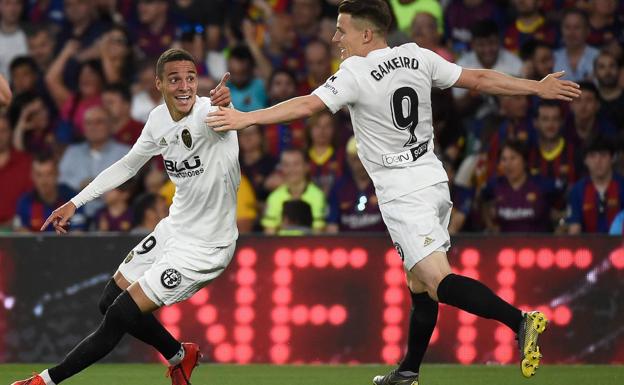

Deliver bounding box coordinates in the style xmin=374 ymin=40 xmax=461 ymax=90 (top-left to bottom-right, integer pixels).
xmin=388 ymin=0 xmax=443 ymax=35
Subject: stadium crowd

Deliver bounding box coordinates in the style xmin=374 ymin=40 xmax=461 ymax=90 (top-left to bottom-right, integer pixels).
xmin=0 ymin=0 xmax=624 ymax=235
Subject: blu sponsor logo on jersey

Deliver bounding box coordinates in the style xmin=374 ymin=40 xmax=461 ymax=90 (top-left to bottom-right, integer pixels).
xmin=164 ymin=155 xmax=205 ymax=178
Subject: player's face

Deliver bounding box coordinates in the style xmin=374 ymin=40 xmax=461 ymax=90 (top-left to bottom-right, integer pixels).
xmin=332 ymin=13 xmax=365 ymax=60
xmin=535 ymin=106 xmax=562 ymax=140
xmin=595 ymin=55 xmax=619 ymax=88
xmin=156 ymin=60 xmax=198 ymax=120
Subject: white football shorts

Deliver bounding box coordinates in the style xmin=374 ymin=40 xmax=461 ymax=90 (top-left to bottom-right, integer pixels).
xmin=380 ymin=182 xmax=452 ymax=271
xmin=118 ymin=220 xmax=236 ymax=306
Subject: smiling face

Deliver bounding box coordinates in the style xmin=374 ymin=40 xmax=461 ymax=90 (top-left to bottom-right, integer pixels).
xmin=332 ymin=13 xmax=365 ymax=60
xmin=156 ymin=60 xmax=197 ymax=121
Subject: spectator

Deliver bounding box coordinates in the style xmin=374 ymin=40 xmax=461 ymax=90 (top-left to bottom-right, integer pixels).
xmin=292 ymin=0 xmax=322 ymax=47
xmin=262 ymin=148 xmax=326 ymax=234
xmin=99 ymin=25 xmax=135 ymax=85
xmin=131 ymin=192 xmax=168 ymax=234
xmin=101 ymin=84 xmax=143 ymax=146
xmin=264 ymin=69 xmax=306 ymax=157
xmin=388 ymin=0 xmax=443 ymax=37
xmin=587 ymin=0 xmax=623 ymax=47
xmin=133 ymin=0 xmax=176 ymax=59
xmin=307 ymin=110 xmax=344 ymax=195
xmin=25 ymin=25 xmax=56 ymax=72
xmin=554 ymin=9 xmax=599 ymax=82
xmin=238 ymin=124 xmax=280 ymax=201
xmin=26 ymin=0 xmax=64 ymax=25
xmin=13 ymin=154 xmax=86 ymax=232
xmin=0 ymin=114 xmax=32 ymax=229
xmin=520 ymin=40 xmax=555 ymax=80
xmin=566 ymin=135 xmax=624 ymax=234
xmin=445 ymin=0 xmax=504 ymax=54
xmin=0 ymin=0 xmax=28 ymax=80
xmin=410 ymin=12 xmax=453 ymax=62
xmin=227 ymin=45 xmax=267 ymax=112
xmin=58 ymin=105 xmax=130 ymax=217
xmin=454 ymin=20 xmax=523 ymax=116
xmin=93 ymin=179 xmax=134 ymax=232
xmin=299 ymin=40 xmax=333 ymax=95
xmin=445 ymin=157 xmax=476 ymax=234
xmin=594 ymin=51 xmax=624 ymax=130
xmin=481 ymin=140 xmax=560 ymax=233
xmin=130 ymin=61 xmax=163 ymax=123
xmin=46 ymin=45 xmax=104 ymax=141
xmin=0 ymin=73 xmax=12 ymax=107
xmin=504 ymin=0 xmax=556 ymax=53
xmin=10 ymin=92 xmax=56 ymax=156
xmin=567 ymin=81 xmax=617 ymax=147
xmin=609 ymin=208 xmax=624 ymax=235
xmin=278 ymin=199 xmax=313 ymax=236
xmin=237 ymin=174 xmax=258 ymax=233
xmin=175 ymin=24 xmax=217 ymax=96
xmin=326 ymin=136 xmax=384 ymax=233
xmin=529 ymin=101 xmax=579 ymax=190
xmin=9 ymin=56 xmax=39 ymax=95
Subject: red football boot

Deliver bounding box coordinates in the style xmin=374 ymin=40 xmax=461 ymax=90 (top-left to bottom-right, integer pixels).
xmin=166 ymin=342 xmax=202 ymax=385
xmin=11 ymin=373 xmax=46 ymax=385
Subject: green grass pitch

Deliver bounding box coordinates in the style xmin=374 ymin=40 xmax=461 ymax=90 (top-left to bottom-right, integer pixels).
xmin=1 ymin=364 xmax=622 ymax=385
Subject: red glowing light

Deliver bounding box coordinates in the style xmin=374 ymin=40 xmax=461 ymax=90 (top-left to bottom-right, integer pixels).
xmin=384 ymin=287 xmax=404 ymax=305
xmin=384 ymin=267 xmax=405 ymax=286
xmin=167 ymin=325 xmax=180 ymax=340
xmin=611 ymin=248 xmax=624 ymax=269
xmin=206 ymin=324 xmax=226 ymax=344
xmin=160 ymin=306 xmax=181 ymax=325
xmin=382 ymin=345 xmax=401 ymax=364
xmin=382 ymin=325 xmax=402 ymax=343
xmin=498 ymin=249 xmax=516 ymax=267
xmin=214 ymin=343 xmax=234 ymax=362
xmin=237 ymin=248 xmax=257 ymax=267
xmin=384 ymin=306 xmax=403 ymax=324
xmin=574 ymin=249 xmax=592 ymax=268
xmin=497 ymin=268 xmax=516 ymax=286
xmin=270 ymin=344 xmax=290 ymax=364
xmin=461 ymin=248 xmax=480 ymax=267
xmin=461 ymin=268 xmax=479 ymax=280
xmin=310 ymin=305 xmax=328 ymax=325
xmin=536 ymin=305 xmax=552 ymax=321
xmin=456 ymin=344 xmax=476 ymax=364
xmin=236 ymin=287 xmax=256 ymax=305
xmin=495 ymin=326 xmax=515 ymax=343
xmin=274 ymin=248 xmax=292 ymax=267
xmin=237 ymin=268 xmax=256 ymax=286
xmin=458 ymin=311 xmax=477 ymax=325
xmin=189 ymin=288 xmax=209 ymax=305
xmin=537 ymin=248 xmax=554 ymax=269
xmin=457 ymin=326 xmax=477 ymax=343
xmin=293 ymin=248 xmax=311 ymax=268
xmin=272 ymin=287 xmax=292 ymax=305
xmin=197 ymin=305 xmax=217 ymax=325
xmin=328 ymin=305 xmax=347 ymax=325
xmin=271 ymin=306 xmax=290 ymax=324
xmin=430 ymin=327 xmax=439 ymax=343
xmin=235 ymin=344 xmax=253 ymax=364
xmin=270 ymin=326 xmax=290 ymax=343
xmin=555 ymin=249 xmax=574 ymax=269
xmin=350 ymin=248 xmax=368 ymax=268
xmin=385 ymin=248 xmax=402 ymax=267
xmin=273 ymin=268 xmax=292 ymax=286
xmin=553 ymin=305 xmax=572 ymax=326
xmin=517 ymin=248 xmax=536 ymax=269
xmin=234 ymin=326 xmax=254 ymax=344
xmin=235 ymin=306 xmax=255 ymax=324
xmin=494 ymin=344 xmax=513 ymax=364
xmin=497 ymin=288 xmax=515 ymax=304
xmin=331 ymin=248 xmax=349 ymax=268
xmin=291 ymin=305 xmax=309 ymax=325
xmin=312 ymin=248 xmax=330 ymax=268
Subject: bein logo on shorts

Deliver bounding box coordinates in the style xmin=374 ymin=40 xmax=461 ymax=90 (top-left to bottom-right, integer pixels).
xmin=161 ymin=268 xmax=182 ymax=289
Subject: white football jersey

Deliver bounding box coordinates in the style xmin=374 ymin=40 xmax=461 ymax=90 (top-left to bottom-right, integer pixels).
xmin=134 ymin=96 xmax=240 ymax=247
xmin=313 ymin=43 xmax=462 ymax=203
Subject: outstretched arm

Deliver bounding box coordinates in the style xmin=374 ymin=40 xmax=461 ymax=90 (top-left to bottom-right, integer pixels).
xmin=454 ymin=69 xmax=582 ymax=101
xmin=0 ymin=74 xmax=11 ymax=107
xmin=206 ymin=94 xmax=327 ymax=132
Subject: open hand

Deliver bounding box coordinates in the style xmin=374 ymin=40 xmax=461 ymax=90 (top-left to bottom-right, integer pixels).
xmin=41 ymin=201 xmax=77 ymax=234
xmin=209 ymin=72 xmax=231 ymax=107
xmin=537 ymin=71 xmax=582 ymax=101
xmin=205 ymin=106 xmax=251 ymax=132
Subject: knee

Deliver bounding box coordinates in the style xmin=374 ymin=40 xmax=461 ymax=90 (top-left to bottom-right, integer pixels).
xmin=98 ymin=279 xmax=123 ymax=315
xmin=424 ymin=271 xmax=451 ymax=302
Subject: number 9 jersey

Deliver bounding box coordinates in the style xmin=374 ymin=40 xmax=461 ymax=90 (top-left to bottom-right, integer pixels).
xmin=312 ymin=43 xmax=462 ymax=204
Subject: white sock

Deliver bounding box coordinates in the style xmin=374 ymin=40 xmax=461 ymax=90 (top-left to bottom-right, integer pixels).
xmin=40 ymin=369 xmax=56 ymax=385
xmin=167 ymin=346 xmax=185 ymax=366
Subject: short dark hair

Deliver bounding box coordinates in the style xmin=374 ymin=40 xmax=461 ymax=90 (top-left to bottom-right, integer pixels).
xmin=282 ymin=200 xmax=313 ymax=228
xmin=281 ymin=147 xmax=309 ymax=163
xmin=133 ymin=193 xmax=159 ymax=226
xmin=471 ymin=20 xmax=499 ymax=40
xmin=33 ymin=153 xmax=56 ymax=166
xmin=10 ymin=56 xmax=38 ymax=74
xmin=338 ymin=0 xmax=392 ymax=33
xmin=535 ymin=100 xmax=562 ymax=117
xmin=519 ymin=39 xmax=552 ymax=61
xmin=561 ymin=8 xmax=589 ymax=28
xmin=156 ymin=48 xmax=196 ymax=79
xmin=229 ymin=45 xmax=255 ymax=67
xmin=577 ymin=81 xmax=599 ymax=98
xmin=583 ymin=135 xmax=614 ymax=157
xmin=102 ymin=83 xmax=132 ymax=103
xmin=499 ymin=139 xmax=529 ymax=164
xmin=269 ymin=68 xmax=297 ymax=87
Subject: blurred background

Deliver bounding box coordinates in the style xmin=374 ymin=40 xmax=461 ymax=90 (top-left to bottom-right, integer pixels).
xmin=0 ymin=0 xmax=623 ymax=367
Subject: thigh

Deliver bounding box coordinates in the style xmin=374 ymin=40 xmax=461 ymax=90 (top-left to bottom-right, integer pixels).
xmin=117 ymin=225 xmax=167 ymax=283
xmin=138 ymin=242 xmax=237 ymax=307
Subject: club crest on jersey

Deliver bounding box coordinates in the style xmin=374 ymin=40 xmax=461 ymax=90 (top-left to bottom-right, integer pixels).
xmin=161 ymin=268 xmax=182 ymax=289
xmin=181 ymin=128 xmax=193 ymax=150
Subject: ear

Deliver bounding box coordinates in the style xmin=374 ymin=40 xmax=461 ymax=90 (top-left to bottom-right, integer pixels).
xmin=363 ymin=29 xmax=373 ymax=43
xmin=155 ymin=76 xmax=162 ymax=92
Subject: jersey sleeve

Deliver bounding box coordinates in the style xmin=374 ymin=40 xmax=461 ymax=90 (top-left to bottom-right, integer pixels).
xmin=132 ymin=113 xmax=162 ymax=156
xmin=420 ymin=48 xmax=462 ymax=90
xmin=312 ymin=66 xmax=359 ymax=114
